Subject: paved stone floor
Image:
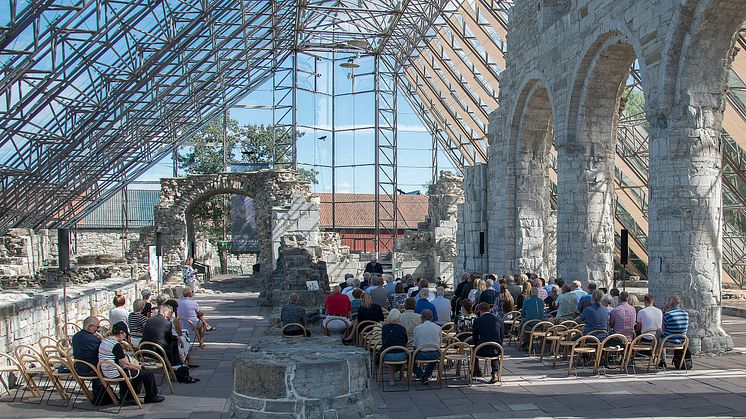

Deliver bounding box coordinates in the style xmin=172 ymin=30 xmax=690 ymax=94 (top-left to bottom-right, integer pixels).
xmin=1 ymin=278 xmax=746 ymax=418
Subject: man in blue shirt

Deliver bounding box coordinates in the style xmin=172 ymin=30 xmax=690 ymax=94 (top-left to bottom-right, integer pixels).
xmin=519 ymin=288 xmax=544 ymax=349
xmin=662 ymin=295 xmax=689 ymax=343
xmin=577 ymin=289 xmax=609 ymax=338
xmin=414 ymin=288 xmax=439 ymax=322
xmin=576 ymin=282 xmax=597 ymax=314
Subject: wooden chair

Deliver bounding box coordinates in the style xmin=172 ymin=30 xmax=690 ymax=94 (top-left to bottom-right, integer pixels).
xmin=409 ymin=346 xmax=443 ymax=389
xmin=657 ymin=334 xmax=690 ymax=372
xmin=65 ymin=322 xmax=82 ymax=337
xmin=454 ymin=331 xmax=472 ymax=342
xmin=471 ymin=342 xmax=504 ymax=385
xmin=281 ymin=323 xmax=309 ymax=337
xmin=0 ymin=352 xmax=28 ymax=400
xmin=442 ymin=341 xmax=473 ymax=386
xmin=555 ymin=329 xmax=582 ymax=368
xmin=595 ymin=334 xmax=629 ymax=374
xmin=378 ymin=346 xmax=411 ymax=391
xmin=624 ymin=333 xmax=658 ymax=374
xmin=14 ymin=344 xmax=61 ymax=401
xmin=38 ymin=336 xmax=59 ymax=352
xmin=539 ymin=325 xmax=568 ymax=362
xmin=138 ymin=342 xmax=178 ymax=383
xmin=559 ymin=320 xmax=578 ymax=329
xmin=518 ymin=319 xmax=541 ymax=349
xmin=567 ymin=335 xmax=601 ymax=376
xmin=353 ymin=321 xmax=378 ymax=346
xmin=440 ymin=322 xmax=457 ymax=335
xmin=133 ymin=348 xmax=174 ymax=394
xmin=176 ymin=316 xmax=203 ymax=349
xmin=97 ymin=360 xmax=143 ymax=410
xmin=70 ymin=359 xmax=107 ymax=409
xmin=44 ymin=354 xmax=75 ymax=405
xmin=120 ymin=340 xmax=136 ymax=354
xmin=56 ymin=338 xmax=73 ymax=358
xmin=527 ymin=321 xmax=554 ymax=356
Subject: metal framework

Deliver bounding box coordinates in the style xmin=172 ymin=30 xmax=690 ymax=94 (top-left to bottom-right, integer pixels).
xmin=1 ymin=0 xmax=744 ymax=283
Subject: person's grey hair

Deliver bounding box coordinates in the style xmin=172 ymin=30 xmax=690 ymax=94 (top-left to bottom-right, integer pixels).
xmin=601 ymin=294 xmax=613 ymax=306
xmin=573 ymin=280 xmax=582 ymax=289
xmin=183 ymin=286 xmax=192 ymax=296
xmin=592 ymin=289 xmax=604 ymax=303
xmin=141 ymin=289 xmax=151 ymax=299
xmin=333 ymin=285 xmax=341 ymax=292
xmin=436 ymin=286 xmax=445 ymax=297
xmin=420 ymin=309 xmax=433 ymax=322
xmin=132 ymin=298 xmax=145 ymax=312
xmin=159 ymin=304 xmax=173 ymax=317
xmin=530 ymin=287 xmax=539 ymax=296
xmin=82 ymin=315 xmax=99 ymax=329
xmin=486 ymin=279 xmax=494 ymax=287
xmin=384 ymin=274 xmax=394 ymax=283
xmin=289 ymin=293 xmax=299 ymax=303
xmin=363 ymin=272 xmax=371 ymax=280
xmin=419 ymin=287 xmax=430 ymax=298
xmin=506 ymin=275 xmax=514 ymax=284
xmin=461 ymin=273 xmax=470 ymax=282
xmin=346 ymin=278 xmax=354 ymax=286
xmin=669 ymin=294 xmax=681 ymax=307
xmin=352 ymin=278 xmax=361 ymax=287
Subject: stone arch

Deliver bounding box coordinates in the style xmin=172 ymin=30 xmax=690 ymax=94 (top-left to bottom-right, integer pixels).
xmin=154 ymin=171 xmax=319 ymax=278
xmin=511 ymin=80 xmax=556 ymax=276
xmin=558 ymin=31 xmax=639 ymax=286
xmin=647 ymin=0 xmax=746 ymax=354
xmin=184 ymin=186 xmax=256 ymax=257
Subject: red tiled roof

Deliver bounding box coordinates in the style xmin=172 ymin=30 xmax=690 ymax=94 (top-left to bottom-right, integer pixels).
xmin=317 ymin=193 xmax=428 ymax=229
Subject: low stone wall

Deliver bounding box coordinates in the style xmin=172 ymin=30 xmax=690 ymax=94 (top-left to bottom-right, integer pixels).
xmin=231 ymin=336 xmax=374 ymax=418
xmin=0 ymin=276 xmax=143 ymax=354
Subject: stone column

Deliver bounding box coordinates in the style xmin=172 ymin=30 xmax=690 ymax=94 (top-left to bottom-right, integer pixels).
xmin=556 ymin=143 xmax=614 ymax=287
xmin=648 ymin=107 xmax=733 ymax=354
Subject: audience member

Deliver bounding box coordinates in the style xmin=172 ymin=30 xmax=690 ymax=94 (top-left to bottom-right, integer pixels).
xmin=351 ymin=288 xmax=364 ymax=313
xmin=544 ymin=285 xmax=559 ymax=310
xmin=72 ymin=316 xmax=111 ymax=405
xmin=628 ymin=294 xmax=643 ymax=313
xmin=411 ymin=310 xmax=442 ymax=384
xmin=280 ymin=293 xmax=310 ymax=337
xmin=127 ymin=299 xmax=148 ymax=346
xmin=516 ymin=281 xmax=532 ymax=310
xmin=610 ymin=288 xmax=620 ymax=307
xmin=471 ymin=302 xmax=504 ymax=383
xmin=141 ymin=289 xmax=153 ymax=317
xmin=507 ymin=275 xmax=522 ymax=302
xmin=661 ymin=295 xmax=689 ymax=343
xmin=601 ymin=294 xmax=614 ymax=313
xmin=399 ymin=298 xmax=422 ymax=335
xmin=357 ymin=293 xmax=385 ymax=323
xmin=388 ymin=283 xmax=408 ymax=310
xmin=100 ymin=321 xmax=164 ymax=403
xmin=459 ymin=274 xmax=474 ymax=300
xmin=478 ymin=277 xmax=498 ymax=305
xmin=383 ymin=274 xmax=396 ymax=294
xmin=369 ymin=277 xmax=390 ymax=308
xmin=380 ymin=309 xmax=408 ymax=386
xmin=323 ymin=286 xmax=353 ymax=335
xmin=636 ymin=293 xmax=663 ymax=336
xmin=457 ymin=299 xmax=476 ymax=333
xmin=576 ymin=282 xmax=597 ymax=314
xmin=570 ymin=280 xmax=586 ymax=301
xmin=178 ymin=287 xmax=215 ymax=348
xmin=432 ymin=287 xmax=451 ymax=325
xmin=577 ymin=289 xmax=609 ymax=338
xmin=341 ymin=277 xmax=356 ymax=297
xmin=142 ymin=304 xmax=182 ymax=370
xmin=360 ymin=272 xmax=372 ymax=289
xmin=554 ymin=284 xmax=578 ymax=322
xmin=414 ymin=289 xmax=439 ymax=321
xmin=609 ymin=291 xmax=636 ymax=340
xmin=109 ymin=295 xmax=129 ymax=331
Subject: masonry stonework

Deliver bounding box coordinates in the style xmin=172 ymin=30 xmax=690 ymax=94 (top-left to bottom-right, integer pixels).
xmin=457 ymin=0 xmax=745 ymax=354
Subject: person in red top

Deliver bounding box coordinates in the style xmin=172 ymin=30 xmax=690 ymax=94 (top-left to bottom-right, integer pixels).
xmin=323 ymin=286 xmax=353 ymax=335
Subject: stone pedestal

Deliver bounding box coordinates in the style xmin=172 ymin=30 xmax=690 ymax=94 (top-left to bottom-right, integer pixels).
xmin=230 ymin=337 xmax=374 ymax=418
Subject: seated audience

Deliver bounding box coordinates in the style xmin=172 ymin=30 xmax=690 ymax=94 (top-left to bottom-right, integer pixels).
xmin=610 ymin=288 xmax=620 ymax=307
xmin=576 ymin=282 xmax=597 ymax=314
xmin=141 ymin=289 xmax=153 ymax=317
xmin=388 ymin=282 xmax=409 ymax=310
xmin=469 ymin=279 xmax=485 ymax=303
xmin=280 ymin=293 xmax=310 ymax=337
xmin=351 ymin=288 xmax=364 ymax=314
xmin=341 ymin=276 xmax=355 ymax=297
xmin=178 ymin=287 xmax=215 ymax=348
xmin=344 ymin=278 xmax=361 ymax=300
xmin=432 ymin=287 xmax=451 ymax=325
xmin=72 ymin=316 xmax=111 ymax=405
xmin=544 ymin=285 xmax=560 ymax=310
xmin=369 ymin=277 xmax=390 ymax=308
xmin=360 ymin=272 xmax=372 ymax=290
xmin=516 ymin=281 xmax=531 ymax=310
xmin=458 ymin=299 xmax=476 ymax=333
xmin=661 ymin=295 xmax=689 ymax=343
xmin=478 ymin=277 xmax=498 ymax=305
xmin=383 ymin=275 xmax=396 ymax=294
xmin=379 ymin=309 xmax=408 ymax=386
xmin=554 ymin=284 xmax=578 ymax=322
xmin=357 ymin=293 xmax=385 ymax=323
xmin=471 ymin=302 xmax=504 ymax=384
xmin=109 ymin=295 xmax=129 ymax=331
xmin=100 ymin=321 xmax=164 ymax=404
xmin=411 ymin=310 xmax=442 ymax=384
xmin=601 ymin=294 xmax=614 ymax=313
xmin=399 ymin=298 xmax=422 ymax=335
xmin=414 ymin=289 xmax=439 ymax=322
xmin=142 ymin=304 xmax=183 ymax=370
xmin=577 ymin=289 xmax=609 ymax=338
xmin=127 ymin=299 xmax=149 ymax=346
xmin=609 ymin=291 xmax=636 ymax=340
xmin=322 ymin=286 xmax=353 ymax=335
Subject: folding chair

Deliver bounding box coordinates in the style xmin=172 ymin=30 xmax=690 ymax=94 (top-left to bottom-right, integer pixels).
xmin=133 ymin=349 xmax=174 ymax=394
xmin=14 ymin=345 xmax=56 ymax=402
xmin=176 ymin=316 xmax=203 ymax=349
xmin=0 ymin=352 xmax=27 ymax=401
xmin=70 ymin=359 xmax=107 ymax=410
xmin=97 ymin=360 xmax=143 ymax=411
xmin=138 ymin=342 xmax=178 ymax=383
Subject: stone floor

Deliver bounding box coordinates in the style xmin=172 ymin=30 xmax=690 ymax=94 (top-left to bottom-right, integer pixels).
xmin=1 ymin=277 xmax=746 ymax=418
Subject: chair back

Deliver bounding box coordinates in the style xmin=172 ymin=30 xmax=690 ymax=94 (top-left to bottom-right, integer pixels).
xmin=660 ymin=333 xmax=688 ymax=349
xmin=379 ymin=346 xmax=410 ymax=364
xmin=559 ymin=320 xmax=578 ymax=328
xmin=139 ymin=341 xmax=176 ymax=377
xmin=531 ymin=321 xmax=554 ymax=334
xmin=473 ymin=341 xmax=504 ymax=359
xmin=504 ymin=311 xmax=521 ymax=321
xmin=281 ymin=323 xmax=308 ymax=337
xmin=574 ymin=335 xmax=601 ymax=349
xmin=97 ymin=360 xmax=143 ymax=409
xmin=65 ymin=322 xmax=82 ymax=337
xmin=545 ymin=324 xmax=568 ymax=337
xmin=454 ymin=331 xmax=472 ymax=342
xmin=38 ymin=336 xmax=59 ymax=350
xmin=444 ymin=341 xmax=473 ymax=357
xmin=440 ymin=322 xmax=457 ymax=334
xmin=600 ymin=333 xmax=629 ymax=348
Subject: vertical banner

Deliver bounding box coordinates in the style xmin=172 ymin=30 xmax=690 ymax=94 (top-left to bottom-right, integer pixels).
xmin=148 ymin=245 xmax=162 ymax=290
xmin=231 ymin=196 xmax=259 ymax=253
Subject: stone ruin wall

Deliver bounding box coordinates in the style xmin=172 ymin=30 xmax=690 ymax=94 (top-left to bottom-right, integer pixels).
xmin=454 ymin=0 xmax=746 ymax=353
xmin=397 ymin=171 xmax=464 ymax=287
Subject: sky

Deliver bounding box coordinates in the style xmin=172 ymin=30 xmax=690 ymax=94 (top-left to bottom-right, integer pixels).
xmin=136 ymin=54 xmax=457 ymax=194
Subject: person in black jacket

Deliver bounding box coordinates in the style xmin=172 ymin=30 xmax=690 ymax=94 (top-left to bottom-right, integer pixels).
xmin=471 ymin=302 xmax=504 ymax=384
xmin=142 ymin=304 xmax=181 ymax=369
xmin=364 ymin=258 xmax=384 ymax=275
xmin=379 ymin=309 xmax=408 ymax=386
xmin=478 ymin=277 xmax=499 ymax=305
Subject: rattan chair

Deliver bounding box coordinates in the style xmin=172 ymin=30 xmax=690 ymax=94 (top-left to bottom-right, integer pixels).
xmin=440 ymin=322 xmax=457 ymax=335
xmin=567 ymin=335 xmax=601 ymax=376
xmin=518 ymin=319 xmax=541 ymax=349
xmin=97 ymin=360 xmax=143 ymax=410
xmin=471 ymin=342 xmax=504 ymax=385
xmin=442 ymin=341 xmax=473 ymax=386
xmin=539 ymin=325 xmax=568 ymax=362
xmin=555 ymin=329 xmax=583 ymax=368
xmin=353 ymin=320 xmax=378 ymax=346
xmin=527 ymin=321 xmax=554 ymax=356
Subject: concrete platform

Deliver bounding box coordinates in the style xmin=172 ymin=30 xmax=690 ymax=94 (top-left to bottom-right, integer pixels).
xmin=0 ymin=279 xmax=745 ymax=418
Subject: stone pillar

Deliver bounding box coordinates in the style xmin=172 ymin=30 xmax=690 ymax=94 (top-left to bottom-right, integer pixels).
xmin=556 ymin=143 xmax=614 ymax=287
xmin=488 ymin=111 xmax=516 ymax=275
xmin=231 ymin=337 xmax=374 ymax=418
xmin=648 ymin=107 xmax=733 ymax=354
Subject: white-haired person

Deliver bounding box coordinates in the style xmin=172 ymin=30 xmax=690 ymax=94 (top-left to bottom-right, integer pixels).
xmin=379 ymin=309 xmax=408 ymax=386
xmin=432 ymin=287 xmax=451 ymax=325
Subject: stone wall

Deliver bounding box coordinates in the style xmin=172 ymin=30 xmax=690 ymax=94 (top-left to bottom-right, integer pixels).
xmin=71 ymin=229 xmax=141 ymax=257
xmin=456 ymin=0 xmax=746 ymax=353
xmin=455 ymin=164 xmax=488 ymax=279
xmin=0 ymin=228 xmax=56 ymax=277
xmin=267 ymin=235 xmax=330 ymax=307
xmin=0 ymin=276 xmax=142 ymax=354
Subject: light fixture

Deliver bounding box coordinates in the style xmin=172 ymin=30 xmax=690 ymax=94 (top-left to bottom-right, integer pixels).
xmin=340 ymin=58 xmax=359 ymax=69
xmin=346 ymin=39 xmax=368 ymax=49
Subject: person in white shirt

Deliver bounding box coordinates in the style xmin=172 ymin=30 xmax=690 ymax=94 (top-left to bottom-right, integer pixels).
xmin=344 ymin=278 xmax=361 ymax=301
xmin=109 ymin=295 xmax=129 ymax=331
xmin=636 ymin=293 xmax=663 ymax=337
xmin=341 ymin=277 xmax=355 ymax=297
xmin=412 ymin=310 xmax=442 ymax=384
xmin=432 ymin=287 xmax=451 ymax=325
